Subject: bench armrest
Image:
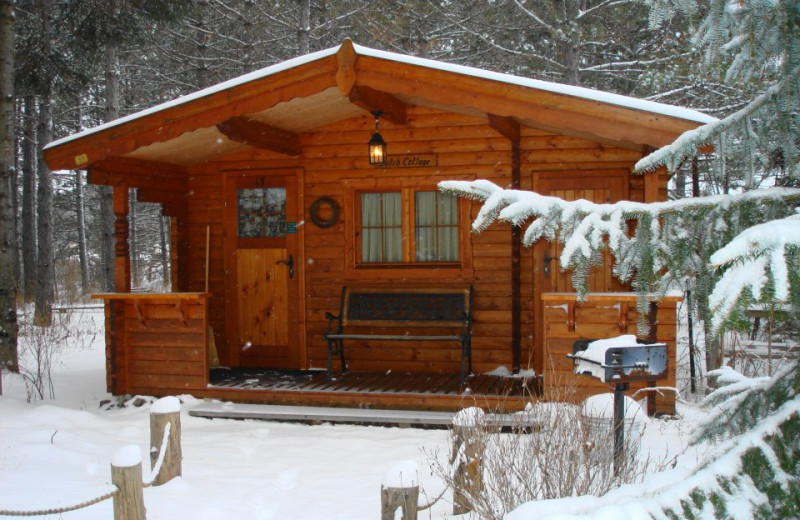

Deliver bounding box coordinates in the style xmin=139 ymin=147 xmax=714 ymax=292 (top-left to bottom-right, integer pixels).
xmin=324 ymin=312 xmax=341 ymax=336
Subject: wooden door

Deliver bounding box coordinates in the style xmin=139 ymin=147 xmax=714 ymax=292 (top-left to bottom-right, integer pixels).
xmin=536 ymin=171 xmax=628 ymax=294
xmin=531 ymin=170 xmax=629 ymax=373
xmin=225 ymin=172 xmax=300 ymax=368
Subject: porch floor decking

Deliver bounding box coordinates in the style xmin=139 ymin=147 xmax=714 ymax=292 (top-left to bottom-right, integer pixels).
xmin=208 ymin=368 xmax=538 ymax=398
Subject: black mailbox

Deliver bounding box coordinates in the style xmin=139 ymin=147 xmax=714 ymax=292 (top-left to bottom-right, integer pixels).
xmin=569 ymin=338 xmax=668 ymax=383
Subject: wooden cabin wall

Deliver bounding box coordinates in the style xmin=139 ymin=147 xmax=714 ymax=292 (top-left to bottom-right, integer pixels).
xmin=170 ymin=106 xmax=664 ymax=376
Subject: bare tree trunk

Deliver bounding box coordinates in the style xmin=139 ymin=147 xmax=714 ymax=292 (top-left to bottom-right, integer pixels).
xmin=21 ymin=95 xmax=36 ymax=301
xmin=0 ymin=0 xmax=19 ymax=376
xmin=33 ymin=0 xmax=54 ymax=325
xmin=34 ymin=95 xmax=54 ymax=325
xmin=562 ymin=0 xmax=581 ymax=86
xmin=102 ymin=40 xmax=120 ymax=291
xmin=298 ymin=0 xmax=311 ymax=55
xmin=75 ymin=170 xmax=90 ymax=294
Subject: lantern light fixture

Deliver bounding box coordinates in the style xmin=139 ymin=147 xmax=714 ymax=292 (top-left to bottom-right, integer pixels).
xmin=368 ymin=111 xmax=387 ymax=165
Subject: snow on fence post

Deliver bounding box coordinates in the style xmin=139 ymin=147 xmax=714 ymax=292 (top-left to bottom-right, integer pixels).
xmin=149 ymin=396 xmax=182 ymax=486
xmin=111 ymin=445 xmax=146 ymax=520
xmin=381 ymin=461 xmax=419 ymax=520
xmin=451 ymin=407 xmax=485 ymax=516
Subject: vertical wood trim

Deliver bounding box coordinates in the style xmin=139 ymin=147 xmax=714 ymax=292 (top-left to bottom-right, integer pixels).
xmin=643 ymin=170 xmax=660 ymax=202
xmin=170 ymin=218 xmax=180 ymax=292
xmin=511 ymin=138 xmax=522 ymax=372
xmin=113 ymin=186 xmax=131 ymax=292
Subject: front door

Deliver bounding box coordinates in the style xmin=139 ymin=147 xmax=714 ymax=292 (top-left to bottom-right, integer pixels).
xmin=225 ymin=171 xmax=300 ymax=368
xmin=531 ymin=170 xmax=629 ymax=372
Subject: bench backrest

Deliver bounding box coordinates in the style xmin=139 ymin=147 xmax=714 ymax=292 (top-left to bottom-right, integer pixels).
xmin=340 ymin=286 xmax=473 ymax=328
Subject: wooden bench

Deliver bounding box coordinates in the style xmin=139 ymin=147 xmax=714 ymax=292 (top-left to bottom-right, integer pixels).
xmin=324 ymin=286 xmax=474 ymax=385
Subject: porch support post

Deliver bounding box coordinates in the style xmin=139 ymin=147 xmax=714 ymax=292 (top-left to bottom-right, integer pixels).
xmin=113 ymin=185 xmax=131 ymax=292
xmin=489 ymin=114 xmax=522 ymax=373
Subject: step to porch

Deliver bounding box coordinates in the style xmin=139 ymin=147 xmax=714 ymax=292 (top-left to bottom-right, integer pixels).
xmin=188 ymin=402 xmax=533 ymax=429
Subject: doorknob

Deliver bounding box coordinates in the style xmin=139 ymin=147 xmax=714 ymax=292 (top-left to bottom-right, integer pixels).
xmin=544 ymin=251 xmax=554 ymax=277
xmin=277 ymin=255 xmax=294 ymax=279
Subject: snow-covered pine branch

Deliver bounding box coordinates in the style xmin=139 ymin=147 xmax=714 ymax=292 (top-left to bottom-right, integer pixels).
xmin=707 ymin=213 xmax=800 ymax=333
xmin=439 ymin=179 xmax=800 ymax=332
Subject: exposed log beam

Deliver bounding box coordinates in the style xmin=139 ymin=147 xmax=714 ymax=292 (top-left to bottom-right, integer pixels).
xmin=216 ymin=116 xmax=302 ymax=156
xmin=488 ymin=114 xmax=521 ymax=142
xmin=347 ymin=85 xmax=407 ymax=125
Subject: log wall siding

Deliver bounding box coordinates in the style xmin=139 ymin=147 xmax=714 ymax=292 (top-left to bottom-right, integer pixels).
xmin=177 ymin=106 xmax=656 ymax=376
xmin=542 ymin=294 xmax=679 ymax=415
xmin=96 ymin=294 xmax=209 ymax=396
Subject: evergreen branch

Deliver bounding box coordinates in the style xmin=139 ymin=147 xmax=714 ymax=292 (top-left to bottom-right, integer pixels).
xmin=634 ymin=76 xmax=793 ymax=173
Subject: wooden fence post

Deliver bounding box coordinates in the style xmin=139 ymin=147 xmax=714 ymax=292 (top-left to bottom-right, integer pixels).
xmin=381 ymin=461 xmax=419 ymax=520
xmin=451 ymin=407 xmax=485 ymax=516
xmin=111 ymin=445 xmax=146 ymax=520
xmin=149 ymin=396 xmax=182 ymax=486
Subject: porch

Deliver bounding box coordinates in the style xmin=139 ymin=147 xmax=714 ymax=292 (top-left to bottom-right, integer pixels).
xmin=201 ymin=368 xmax=540 ymax=412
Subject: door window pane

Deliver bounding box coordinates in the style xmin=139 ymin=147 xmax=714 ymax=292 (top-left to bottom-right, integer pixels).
xmin=238 ymin=188 xmax=286 ymax=238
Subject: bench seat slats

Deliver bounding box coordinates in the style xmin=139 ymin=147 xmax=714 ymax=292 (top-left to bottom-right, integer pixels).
xmin=324 ymin=286 xmax=474 ymax=385
xmin=326 ymin=334 xmax=462 ymax=341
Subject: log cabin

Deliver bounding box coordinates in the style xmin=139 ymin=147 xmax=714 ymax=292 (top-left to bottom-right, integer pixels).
xmin=43 ymin=40 xmax=713 ymax=414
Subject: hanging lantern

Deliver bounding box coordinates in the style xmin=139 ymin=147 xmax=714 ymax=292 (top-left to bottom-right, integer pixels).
xmin=368 ymin=111 xmax=386 ymax=165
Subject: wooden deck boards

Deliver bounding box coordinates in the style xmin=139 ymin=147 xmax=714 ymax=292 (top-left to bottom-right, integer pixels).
xmin=208 ymin=368 xmax=537 ymax=398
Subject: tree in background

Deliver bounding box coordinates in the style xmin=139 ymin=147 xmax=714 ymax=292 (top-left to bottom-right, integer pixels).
xmin=0 ymin=0 xmax=18 ymax=377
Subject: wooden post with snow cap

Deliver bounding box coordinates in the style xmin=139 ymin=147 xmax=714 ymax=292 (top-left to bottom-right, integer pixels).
xmin=111 ymin=445 xmax=146 ymax=520
xmin=149 ymin=396 xmax=182 ymax=486
xmin=451 ymin=407 xmax=485 ymax=515
xmin=381 ymin=460 xmax=419 ymax=520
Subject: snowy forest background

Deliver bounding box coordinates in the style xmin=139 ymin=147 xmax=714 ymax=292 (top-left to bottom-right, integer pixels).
xmin=0 ymin=1 xmax=799 ymax=518
xmin=0 ymin=0 xmax=795 ymax=380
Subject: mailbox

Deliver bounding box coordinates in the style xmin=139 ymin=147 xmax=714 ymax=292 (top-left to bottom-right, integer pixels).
xmin=569 ymin=338 xmax=668 ymax=383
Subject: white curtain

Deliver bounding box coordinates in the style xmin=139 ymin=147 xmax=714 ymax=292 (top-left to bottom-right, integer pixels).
xmin=361 ymin=192 xmax=401 ymax=262
xmin=415 ymin=191 xmax=458 ymax=262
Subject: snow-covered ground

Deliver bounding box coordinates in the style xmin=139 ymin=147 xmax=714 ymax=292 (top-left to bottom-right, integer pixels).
xmin=1 ymin=308 xmax=710 ymax=519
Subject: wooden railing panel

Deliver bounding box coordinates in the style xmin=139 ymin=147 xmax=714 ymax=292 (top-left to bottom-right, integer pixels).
xmin=542 ymin=293 xmax=680 ymax=414
xmin=94 ymin=293 xmax=210 ymax=395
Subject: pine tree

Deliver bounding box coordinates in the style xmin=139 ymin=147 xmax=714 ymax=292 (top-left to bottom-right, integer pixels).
xmin=0 ymin=0 xmax=18 ymax=376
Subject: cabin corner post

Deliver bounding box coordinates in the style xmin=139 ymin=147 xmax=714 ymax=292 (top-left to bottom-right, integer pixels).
xmin=113 ymin=186 xmax=131 ymax=292
xmin=488 ymin=114 xmax=523 ymax=373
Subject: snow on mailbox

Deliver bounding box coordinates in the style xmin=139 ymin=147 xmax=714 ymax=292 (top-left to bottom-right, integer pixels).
xmin=569 ymin=334 xmax=668 ymax=383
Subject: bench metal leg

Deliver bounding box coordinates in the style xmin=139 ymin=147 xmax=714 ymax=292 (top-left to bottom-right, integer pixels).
xmin=326 ymin=339 xmax=333 ymax=382
xmin=338 ymin=339 xmax=347 ymax=375
xmin=325 ymin=338 xmax=347 ymax=383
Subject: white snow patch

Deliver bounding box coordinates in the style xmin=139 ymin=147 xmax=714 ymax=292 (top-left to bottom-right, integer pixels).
xmin=382 ymin=460 xmax=418 ymax=488
xmin=112 ymin=444 xmax=142 ymax=468
xmin=150 ymin=395 xmax=181 ymax=414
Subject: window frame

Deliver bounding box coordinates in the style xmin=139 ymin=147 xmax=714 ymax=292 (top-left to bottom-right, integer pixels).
xmin=344 ymin=178 xmax=473 ymax=280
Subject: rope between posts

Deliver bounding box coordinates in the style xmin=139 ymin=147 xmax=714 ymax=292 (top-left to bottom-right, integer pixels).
xmin=0 ymin=487 xmax=118 ymax=516
xmin=144 ymin=421 xmax=171 ymax=487
xmin=0 ymin=420 xmax=172 ymax=516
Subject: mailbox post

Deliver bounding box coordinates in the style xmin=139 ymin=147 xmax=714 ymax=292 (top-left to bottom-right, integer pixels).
xmin=569 ymin=337 xmax=668 ymax=475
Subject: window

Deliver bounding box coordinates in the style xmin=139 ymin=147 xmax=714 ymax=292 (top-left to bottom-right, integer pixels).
xmin=358 ymin=189 xmax=459 ymax=264
xmin=237 ymin=187 xmax=286 ymax=238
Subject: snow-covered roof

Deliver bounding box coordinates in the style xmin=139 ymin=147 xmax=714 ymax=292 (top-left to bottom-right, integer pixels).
xmin=45 ymin=41 xmax=715 ymax=153
xmin=353 ymin=44 xmax=716 ymax=126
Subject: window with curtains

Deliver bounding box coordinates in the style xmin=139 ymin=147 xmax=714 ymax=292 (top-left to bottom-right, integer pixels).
xmin=359 ymin=190 xmax=460 ymax=264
